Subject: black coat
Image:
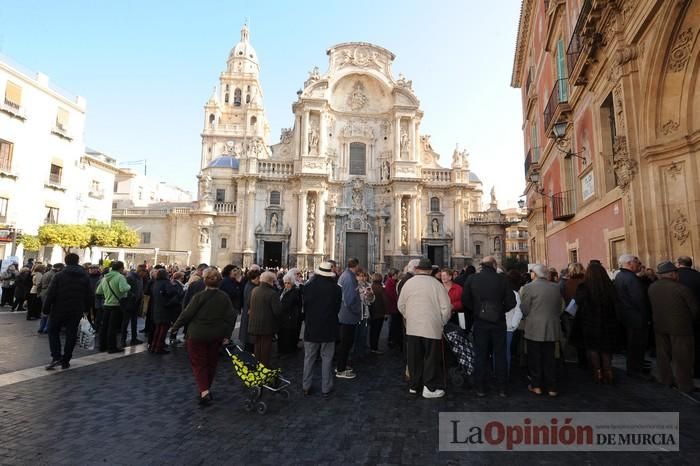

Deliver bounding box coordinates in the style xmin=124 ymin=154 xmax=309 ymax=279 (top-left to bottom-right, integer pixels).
xmin=219 ymin=276 xmax=243 ymax=310
xmin=303 ymin=275 xmax=341 ymax=343
xmin=278 ymin=286 xmax=301 ymax=330
xmin=41 ymin=265 xmax=92 ymax=319
xmin=152 ymin=279 xmax=183 ymax=324
xmin=613 ymin=268 xmax=650 ymax=329
xmin=461 ymin=267 xmax=516 ymax=326
xmin=14 ymin=270 xmax=32 ymax=300
xmin=574 ymin=282 xmax=620 ymax=352
xmin=678 ymin=267 xmax=700 ymax=306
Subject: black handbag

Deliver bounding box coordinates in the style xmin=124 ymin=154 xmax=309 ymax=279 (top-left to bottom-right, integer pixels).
xmin=478 ymin=301 xmax=502 ymax=324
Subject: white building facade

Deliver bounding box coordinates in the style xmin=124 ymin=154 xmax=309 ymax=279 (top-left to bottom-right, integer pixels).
xmin=0 ymin=56 xmax=122 ymax=264
xmin=115 ymin=26 xmax=511 ymax=271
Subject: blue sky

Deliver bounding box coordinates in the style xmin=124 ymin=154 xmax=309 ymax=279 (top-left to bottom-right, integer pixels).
xmin=1 ymin=0 xmax=524 ymax=208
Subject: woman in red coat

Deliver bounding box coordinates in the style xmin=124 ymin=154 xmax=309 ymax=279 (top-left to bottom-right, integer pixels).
xmin=440 ymin=268 xmax=464 ymax=326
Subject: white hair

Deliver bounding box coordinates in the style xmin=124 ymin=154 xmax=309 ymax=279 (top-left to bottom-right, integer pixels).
xmin=284 ymin=268 xmax=300 ymax=285
xmin=531 ymin=264 xmax=548 ymax=279
xmin=406 ymin=259 xmax=420 ymax=274
xmin=618 ymin=254 xmax=637 ymax=268
xmin=260 ymin=271 xmax=276 ymax=285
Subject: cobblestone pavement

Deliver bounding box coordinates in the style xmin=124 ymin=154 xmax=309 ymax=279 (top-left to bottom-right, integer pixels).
xmin=1 ymin=319 xmax=699 ymax=464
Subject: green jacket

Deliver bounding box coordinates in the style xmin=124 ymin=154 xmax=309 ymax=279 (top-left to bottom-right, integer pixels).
xmin=95 ymin=270 xmax=131 ymax=306
xmin=171 ymin=288 xmax=235 ymax=341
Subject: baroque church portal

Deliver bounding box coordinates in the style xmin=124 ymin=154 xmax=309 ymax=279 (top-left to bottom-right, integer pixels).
xmin=115 ymin=25 xmax=512 ymax=271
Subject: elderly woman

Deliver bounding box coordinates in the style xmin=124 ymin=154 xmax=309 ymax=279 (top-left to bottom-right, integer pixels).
xmin=520 ymin=264 xmax=564 ymax=396
xmin=27 ymin=263 xmax=46 ymax=321
xmin=278 ymin=270 xmax=302 ymax=354
xmin=150 ymin=269 xmax=181 ymax=354
xmin=170 ymin=268 xmax=235 ymax=405
xmin=12 ymin=266 xmax=32 ymax=312
xmin=248 ymin=271 xmax=281 ymax=366
xmin=1 ymin=263 xmax=18 ymax=307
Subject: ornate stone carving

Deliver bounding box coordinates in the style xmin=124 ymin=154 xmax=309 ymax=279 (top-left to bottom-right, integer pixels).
xmin=341 ymin=119 xmax=375 ymax=139
xmin=667 ymin=161 xmax=683 ymax=180
xmin=400 ymin=129 xmax=409 ymax=153
xmin=308 ymin=66 xmax=320 ymax=81
xmin=380 ymin=119 xmax=391 ymax=139
xmin=198 ymin=174 xmax=213 ymax=202
xmin=612 ymin=136 xmax=637 ymax=192
xmin=270 ymin=212 xmax=278 ymax=233
xmin=280 ymin=128 xmax=292 ymax=144
xmin=248 ymin=138 xmax=264 ymax=157
xmin=670 ymin=209 xmax=690 ymax=244
xmin=400 ymin=197 xmax=408 ymax=249
xmin=347 ymin=81 xmax=369 ymax=111
xmin=421 ymin=135 xmax=434 ymax=152
xmin=613 ymin=84 xmax=626 ymax=131
xmin=351 ymin=178 xmax=364 ymax=210
xmin=306 ymin=193 xmax=316 ymax=248
xmin=199 ymin=227 xmax=209 ymax=244
xmin=661 ymin=120 xmax=680 ymax=135
xmin=431 ymin=218 xmax=439 ymax=234
xmin=396 ymin=73 xmax=413 ymax=90
xmin=338 ymin=47 xmax=383 ymax=70
xmin=308 ymin=125 xmax=320 ymax=154
xmin=668 ymin=28 xmax=695 ymax=73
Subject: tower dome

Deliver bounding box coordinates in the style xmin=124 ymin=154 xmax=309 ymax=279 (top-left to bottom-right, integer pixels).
xmin=229 ymin=23 xmax=258 ymax=65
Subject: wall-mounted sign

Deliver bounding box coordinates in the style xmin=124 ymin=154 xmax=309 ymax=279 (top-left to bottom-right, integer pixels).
xmin=582 ymin=172 xmax=595 ymax=201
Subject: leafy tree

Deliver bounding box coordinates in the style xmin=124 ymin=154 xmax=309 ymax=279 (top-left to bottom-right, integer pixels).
xmin=504 ymin=256 xmax=529 ymax=273
xmin=38 ymin=224 xmax=91 ymax=253
xmin=18 ymin=234 xmax=41 ymax=252
xmin=86 ymin=220 xmax=117 ymax=248
xmin=111 ymin=220 xmax=139 ymax=247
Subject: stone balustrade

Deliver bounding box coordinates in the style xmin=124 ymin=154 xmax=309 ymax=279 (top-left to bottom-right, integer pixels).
xmin=422 ymin=169 xmax=452 ymax=183
xmin=258 ymin=161 xmax=294 ymax=177
xmin=214 ymin=201 xmax=237 ymax=214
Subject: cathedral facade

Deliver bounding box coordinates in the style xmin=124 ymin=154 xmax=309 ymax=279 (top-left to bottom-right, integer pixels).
xmin=115 ymin=25 xmax=511 ymax=271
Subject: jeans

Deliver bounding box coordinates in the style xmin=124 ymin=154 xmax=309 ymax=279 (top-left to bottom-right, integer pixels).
xmin=48 ymin=315 xmax=81 ymax=363
xmin=303 ymin=341 xmax=335 ymax=393
xmin=352 ymin=319 xmax=369 ymax=357
xmin=38 ymin=314 xmax=50 ymax=333
xmin=336 ymin=324 xmax=356 ymax=371
xmin=473 ymin=319 xmax=508 ymax=390
xmin=120 ymin=307 xmax=138 ymax=344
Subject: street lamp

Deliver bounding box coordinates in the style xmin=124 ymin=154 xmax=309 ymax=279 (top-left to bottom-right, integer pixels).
xmin=517 ymin=198 xmax=526 ymax=209
xmin=552 ymin=121 xmax=587 ymax=161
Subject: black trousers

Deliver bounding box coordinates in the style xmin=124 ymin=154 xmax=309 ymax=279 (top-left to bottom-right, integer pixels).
xmin=120 ymin=307 xmax=138 ymax=344
xmin=369 ymin=317 xmax=384 ymax=351
xmin=336 ymin=324 xmax=356 ymax=371
xmin=48 ymin=315 xmax=81 ymax=363
xmin=1 ymin=286 xmax=15 ymax=306
xmin=473 ymin=319 xmax=508 ymax=390
xmin=626 ymin=326 xmax=649 ymax=374
xmin=527 ymin=339 xmax=557 ymax=391
xmin=388 ymin=314 xmax=404 ymax=348
xmin=406 ymin=335 xmax=443 ymax=391
xmin=100 ymin=305 xmax=122 ymax=352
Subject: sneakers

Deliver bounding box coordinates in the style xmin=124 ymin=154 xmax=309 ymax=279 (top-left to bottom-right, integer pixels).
xmin=370 ymin=350 xmax=384 ymax=355
xmin=422 ymin=387 xmax=446 ymax=399
xmin=408 ymin=388 xmax=417 ymax=395
xmin=61 ymin=361 xmax=70 ymax=370
xmin=335 ymin=369 xmax=356 ymax=379
xmin=45 ymin=360 xmax=62 ymax=370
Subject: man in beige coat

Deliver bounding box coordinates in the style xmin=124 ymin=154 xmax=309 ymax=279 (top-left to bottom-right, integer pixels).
xmin=398 ymin=258 xmax=452 ymax=399
xmin=520 ymin=264 xmax=564 ymax=396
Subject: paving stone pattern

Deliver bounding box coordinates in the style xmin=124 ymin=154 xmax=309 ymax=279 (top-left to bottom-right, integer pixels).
xmin=1 ymin=336 xmax=700 ymax=465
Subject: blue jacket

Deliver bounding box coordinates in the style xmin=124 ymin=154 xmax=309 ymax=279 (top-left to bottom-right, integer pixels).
xmin=338 ymin=269 xmax=361 ymax=324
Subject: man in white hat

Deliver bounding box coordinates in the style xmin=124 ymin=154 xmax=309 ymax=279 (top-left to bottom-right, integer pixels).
xmin=302 ymin=262 xmax=342 ymax=397
xmin=398 ymin=257 xmax=451 ymax=398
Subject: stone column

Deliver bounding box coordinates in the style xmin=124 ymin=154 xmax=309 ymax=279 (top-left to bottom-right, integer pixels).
xmin=302 ymin=110 xmax=310 ymax=156
xmin=409 ymin=118 xmax=416 ymax=162
xmin=454 ymin=196 xmax=463 ymax=255
xmin=244 ymin=182 xmax=256 ymax=254
xmin=319 ymin=112 xmax=327 ymax=157
xmin=299 ymin=191 xmax=308 ymax=253
xmin=316 ymin=190 xmax=326 ymax=255
xmin=410 ymin=195 xmax=420 ymax=255
xmin=394 ymin=117 xmax=401 ymax=160
xmin=328 ymin=214 xmax=336 ymax=260
xmin=378 ymin=219 xmax=385 ymax=272
xmin=394 ymin=194 xmax=402 ymax=254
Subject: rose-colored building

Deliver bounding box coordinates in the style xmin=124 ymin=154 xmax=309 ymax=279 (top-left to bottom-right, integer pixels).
xmin=512 ymin=0 xmax=700 ymax=271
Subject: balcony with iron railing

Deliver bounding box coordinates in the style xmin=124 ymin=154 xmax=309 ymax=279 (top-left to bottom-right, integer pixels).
xmin=543 ymin=78 xmax=570 ymax=134
xmin=567 ymin=0 xmax=593 ymax=86
xmin=552 ymin=189 xmax=576 ymax=221
xmin=524 ymin=147 xmax=540 ymax=179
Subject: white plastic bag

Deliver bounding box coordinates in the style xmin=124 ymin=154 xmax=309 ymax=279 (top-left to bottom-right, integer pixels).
xmin=78 ymin=317 xmax=96 ymax=350
xmin=565 ymin=299 xmax=578 ymax=317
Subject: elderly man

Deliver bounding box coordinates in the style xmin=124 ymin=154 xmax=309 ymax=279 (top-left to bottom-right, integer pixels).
xmin=614 ymin=254 xmax=651 ymax=379
xmin=677 ymin=256 xmax=700 ymax=375
xmin=648 ymin=261 xmax=699 ymax=393
xmin=302 ymin=262 xmax=342 ymax=398
xmin=520 ymin=264 xmax=564 ymax=396
xmin=461 ymin=256 xmax=516 ymax=397
xmin=398 ymin=258 xmax=451 ymax=399
xmin=336 ymin=257 xmax=361 ymax=379
xmin=248 ymin=271 xmax=280 ymax=366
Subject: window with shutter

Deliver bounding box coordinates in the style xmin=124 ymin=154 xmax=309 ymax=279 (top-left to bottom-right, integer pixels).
xmin=556 ymin=39 xmax=568 ymax=101
xmin=269 ymin=191 xmax=281 ymax=205
xmin=0 ymin=140 xmax=13 ymax=172
xmin=56 ymin=108 xmax=69 ymax=130
xmin=349 ymin=143 xmax=366 ymax=175
xmin=4 ymin=82 xmax=22 ymax=108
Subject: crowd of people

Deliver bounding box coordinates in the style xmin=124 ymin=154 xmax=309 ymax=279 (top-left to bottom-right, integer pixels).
xmin=1 ymin=251 xmax=698 ymax=404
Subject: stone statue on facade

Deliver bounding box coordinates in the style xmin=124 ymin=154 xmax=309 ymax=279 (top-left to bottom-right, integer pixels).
xmin=270 ymin=213 xmax=278 ymax=233
xmin=309 ymin=126 xmax=320 ymax=154
xmin=400 ymin=129 xmax=409 ymax=153
xmin=307 ymin=196 xmax=316 ymax=220
xmin=280 ymin=128 xmax=292 ymax=144
xmin=348 ymin=81 xmax=368 ymax=111
xmin=306 ymin=222 xmax=315 ymax=248
xmin=199 ymin=227 xmax=209 ymax=244
xmin=308 ymin=66 xmax=320 ymax=81
xmin=396 ymin=73 xmax=413 ymax=90
xmin=432 ymin=218 xmax=439 ymax=234
xmin=198 ymin=174 xmax=213 ymax=202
